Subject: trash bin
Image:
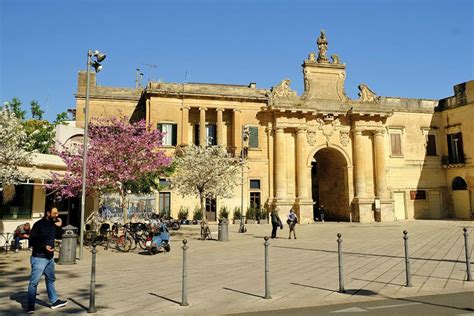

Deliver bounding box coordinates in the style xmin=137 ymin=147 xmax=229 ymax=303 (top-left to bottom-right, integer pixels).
xmin=218 ymin=219 xmax=229 ymax=242
xmin=58 ymin=225 xmax=78 ymax=265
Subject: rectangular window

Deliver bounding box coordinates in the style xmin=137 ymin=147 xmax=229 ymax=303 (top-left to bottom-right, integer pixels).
xmin=248 ymin=126 xmax=259 ymax=148
xmin=426 ymin=134 xmax=437 ymax=156
xmin=390 ymin=133 xmax=402 ymax=156
xmin=447 ymin=132 xmax=465 ymax=164
xmin=0 ymin=185 xmax=33 ymax=219
xmin=250 ymin=192 xmax=261 ymax=209
xmin=157 ymin=123 xmax=177 ymax=146
xmin=206 ymin=124 xmax=217 ymax=146
xmin=159 ymin=192 xmax=171 ymax=216
xmin=249 ymin=179 xmax=261 ymax=189
xmin=194 ymin=124 xmax=217 ymax=146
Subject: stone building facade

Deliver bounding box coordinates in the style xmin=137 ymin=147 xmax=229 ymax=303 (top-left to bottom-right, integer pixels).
xmin=74 ymin=32 xmax=473 ymax=223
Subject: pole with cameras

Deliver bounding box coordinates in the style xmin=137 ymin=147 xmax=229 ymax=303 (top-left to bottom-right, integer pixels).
xmin=79 ymin=50 xmax=106 ymax=260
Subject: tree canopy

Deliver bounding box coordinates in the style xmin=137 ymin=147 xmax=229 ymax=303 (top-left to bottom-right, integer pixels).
xmin=171 ymin=144 xmax=244 ymax=222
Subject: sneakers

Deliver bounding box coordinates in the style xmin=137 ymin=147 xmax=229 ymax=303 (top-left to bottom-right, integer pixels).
xmin=26 ymin=306 xmax=34 ymax=314
xmin=51 ymin=299 xmax=67 ymax=310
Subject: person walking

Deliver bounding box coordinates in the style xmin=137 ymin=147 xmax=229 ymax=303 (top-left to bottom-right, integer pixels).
xmin=287 ymin=208 xmax=298 ymax=239
xmin=319 ymin=204 xmax=326 ymax=223
xmin=270 ymin=207 xmax=283 ymax=239
xmin=26 ymin=207 xmax=67 ymax=313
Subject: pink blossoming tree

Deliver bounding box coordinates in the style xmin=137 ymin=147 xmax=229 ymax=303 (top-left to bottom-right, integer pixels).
xmin=49 ymin=115 xmax=172 ymax=221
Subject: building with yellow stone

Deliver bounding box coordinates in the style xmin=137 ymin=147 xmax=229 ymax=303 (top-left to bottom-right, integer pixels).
xmin=73 ymin=32 xmax=473 ymax=224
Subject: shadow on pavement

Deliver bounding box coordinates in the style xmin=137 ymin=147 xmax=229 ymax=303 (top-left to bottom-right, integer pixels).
xmin=223 ymin=287 xmax=264 ymax=299
xmin=273 ymin=245 xmax=472 ymax=264
xmin=149 ymin=292 xmax=181 ymax=305
xmin=352 ymin=277 xmax=405 ymax=287
xmin=290 ymin=282 xmax=336 ymax=292
xmin=10 ymin=291 xmax=49 ymax=309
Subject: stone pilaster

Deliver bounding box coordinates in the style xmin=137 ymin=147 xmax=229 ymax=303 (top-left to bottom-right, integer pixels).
xmin=180 ymin=106 xmax=190 ymax=145
xmin=199 ymin=107 xmax=206 ymax=147
xmin=274 ymin=127 xmax=286 ymax=199
xmin=353 ymin=129 xmax=366 ymax=198
xmin=374 ymin=129 xmax=387 ymax=199
xmin=295 ymin=128 xmax=313 ymax=223
xmin=216 ymin=108 xmax=224 ymax=146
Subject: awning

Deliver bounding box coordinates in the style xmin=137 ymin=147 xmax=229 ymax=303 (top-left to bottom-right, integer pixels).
xmin=18 ymin=166 xmax=66 ymax=182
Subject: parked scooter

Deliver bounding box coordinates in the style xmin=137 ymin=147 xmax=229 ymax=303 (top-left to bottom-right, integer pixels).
xmin=146 ymin=222 xmax=171 ymax=255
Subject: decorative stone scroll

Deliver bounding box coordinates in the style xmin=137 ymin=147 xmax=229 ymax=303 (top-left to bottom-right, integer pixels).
xmin=339 ymin=130 xmax=350 ymax=146
xmin=306 ymin=130 xmax=317 ymax=146
xmin=358 ymin=84 xmax=379 ymax=103
xmin=271 ymin=79 xmax=297 ymax=98
xmin=317 ymin=116 xmax=340 ymax=143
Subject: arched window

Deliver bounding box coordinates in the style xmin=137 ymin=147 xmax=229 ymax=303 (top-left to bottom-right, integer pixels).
xmin=452 ymin=177 xmax=468 ymax=190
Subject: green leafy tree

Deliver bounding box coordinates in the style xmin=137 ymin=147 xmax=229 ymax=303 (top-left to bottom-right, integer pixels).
xmin=5 ymin=97 xmax=26 ymax=120
xmin=30 ymin=100 xmax=44 ymax=120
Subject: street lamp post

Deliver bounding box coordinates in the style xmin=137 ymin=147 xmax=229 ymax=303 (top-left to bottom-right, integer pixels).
xmin=79 ymin=50 xmax=106 ymax=260
xmin=239 ymin=126 xmax=250 ymax=233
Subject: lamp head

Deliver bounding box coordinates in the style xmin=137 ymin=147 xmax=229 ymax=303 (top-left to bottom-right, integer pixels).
xmin=91 ymin=61 xmax=103 ymax=73
xmin=96 ymin=53 xmax=106 ymax=62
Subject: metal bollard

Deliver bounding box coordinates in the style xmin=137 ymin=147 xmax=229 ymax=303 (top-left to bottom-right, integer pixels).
xmin=88 ymin=244 xmax=97 ymax=313
xmin=264 ymin=236 xmax=271 ymax=299
xmin=181 ymin=239 xmax=189 ymax=306
xmin=337 ymin=233 xmax=345 ymax=293
xmin=403 ymin=230 xmax=413 ymax=287
xmin=463 ymin=228 xmax=473 ymax=281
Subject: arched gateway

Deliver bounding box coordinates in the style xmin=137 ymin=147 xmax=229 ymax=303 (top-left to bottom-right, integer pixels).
xmin=311 ymin=147 xmax=350 ymax=221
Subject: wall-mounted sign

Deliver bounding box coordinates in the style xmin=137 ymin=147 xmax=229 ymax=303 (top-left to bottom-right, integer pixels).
xmin=410 ymin=190 xmax=426 ymax=200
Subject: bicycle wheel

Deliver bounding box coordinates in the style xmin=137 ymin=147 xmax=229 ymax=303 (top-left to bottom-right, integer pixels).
xmin=137 ymin=236 xmax=148 ymax=250
xmin=116 ymin=235 xmax=132 ymax=252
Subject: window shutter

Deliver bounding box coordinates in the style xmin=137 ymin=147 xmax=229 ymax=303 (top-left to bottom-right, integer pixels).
xmin=458 ymin=133 xmax=465 ymax=163
xmin=249 ymin=126 xmax=259 ymax=148
xmin=172 ymin=124 xmax=177 ymax=146
xmin=426 ymin=134 xmax=437 ymax=156
xmin=194 ymin=124 xmax=200 ymax=145
xmin=391 ymin=134 xmax=401 ymax=155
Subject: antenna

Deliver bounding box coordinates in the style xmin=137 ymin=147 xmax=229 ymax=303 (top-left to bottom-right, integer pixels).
xmin=143 ymin=63 xmax=157 ymax=82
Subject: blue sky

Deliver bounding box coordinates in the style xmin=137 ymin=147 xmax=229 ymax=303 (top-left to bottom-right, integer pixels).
xmin=1 ymin=0 xmax=472 ymax=122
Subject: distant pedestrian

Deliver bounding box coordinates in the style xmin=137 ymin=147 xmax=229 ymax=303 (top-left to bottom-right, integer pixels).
xmin=319 ymin=204 xmax=325 ymax=223
xmin=27 ymin=207 xmax=67 ymax=314
xmin=270 ymin=208 xmax=283 ymax=239
xmin=13 ymin=222 xmax=31 ymax=252
xmin=287 ymin=208 xmax=298 ymax=239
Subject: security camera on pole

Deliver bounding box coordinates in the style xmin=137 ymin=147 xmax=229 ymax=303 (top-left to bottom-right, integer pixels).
xmin=239 ymin=126 xmax=250 ymax=233
xmin=79 ymin=50 xmax=106 ymax=260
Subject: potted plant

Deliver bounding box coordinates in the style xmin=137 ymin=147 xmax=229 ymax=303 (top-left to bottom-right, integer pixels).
xmin=245 ymin=205 xmax=256 ymax=224
xmin=178 ymin=206 xmax=189 ymax=224
xmin=193 ymin=206 xmax=203 ymax=225
xmin=233 ymin=207 xmax=241 ymax=224
xmin=219 ymin=206 xmax=229 ymax=221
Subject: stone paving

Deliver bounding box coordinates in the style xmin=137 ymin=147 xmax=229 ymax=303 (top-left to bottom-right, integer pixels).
xmin=0 ymin=220 xmax=473 ymax=315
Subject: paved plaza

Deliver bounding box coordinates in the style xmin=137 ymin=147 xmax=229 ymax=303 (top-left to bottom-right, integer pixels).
xmin=0 ymin=220 xmax=473 ymax=315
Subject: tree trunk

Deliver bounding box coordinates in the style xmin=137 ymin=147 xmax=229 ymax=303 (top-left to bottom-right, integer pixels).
xmin=122 ymin=192 xmax=127 ymax=224
xmin=200 ymin=194 xmax=207 ymax=224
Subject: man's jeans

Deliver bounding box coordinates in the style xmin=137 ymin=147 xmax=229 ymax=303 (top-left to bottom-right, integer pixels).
xmin=27 ymin=256 xmax=58 ymax=307
xmin=14 ymin=236 xmax=27 ymax=250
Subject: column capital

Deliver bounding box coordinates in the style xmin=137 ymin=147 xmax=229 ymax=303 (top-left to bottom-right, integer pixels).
xmin=352 ymin=128 xmax=364 ymax=135
xmin=233 ymin=109 xmax=242 ymax=113
xmin=216 ymin=108 xmax=225 ymax=112
xmin=374 ymin=129 xmax=385 ymax=136
xmin=181 ymin=106 xmax=191 ymax=111
xmin=274 ymin=126 xmax=285 ymax=132
xmin=296 ymin=127 xmax=307 ymax=134
xmin=199 ymin=106 xmax=207 ymax=111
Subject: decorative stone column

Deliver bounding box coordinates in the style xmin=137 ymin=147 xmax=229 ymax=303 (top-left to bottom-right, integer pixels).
xmin=216 ymin=108 xmax=224 ymax=146
xmin=353 ymin=129 xmax=366 ymax=198
xmin=374 ymin=129 xmax=388 ymax=199
xmin=296 ymin=128 xmax=308 ymax=199
xmin=232 ymin=109 xmax=242 ymax=155
xmin=296 ymin=128 xmax=313 ymax=223
xmin=199 ymin=107 xmax=206 ymax=147
xmin=353 ymin=128 xmax=374 ymax=223
xmin=274 ymin=127 xmax=286 ymax=199
xmin=180 ymin=106 xmax=190 ymax=145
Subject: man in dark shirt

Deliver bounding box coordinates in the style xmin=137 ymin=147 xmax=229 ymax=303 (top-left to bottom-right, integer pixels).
xmin=27 ymin=207 xmax=67 ymax=313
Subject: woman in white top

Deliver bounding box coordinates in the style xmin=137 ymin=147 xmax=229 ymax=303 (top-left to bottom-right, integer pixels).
xmin=287 ymin=208 xmax=298 ymax=239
